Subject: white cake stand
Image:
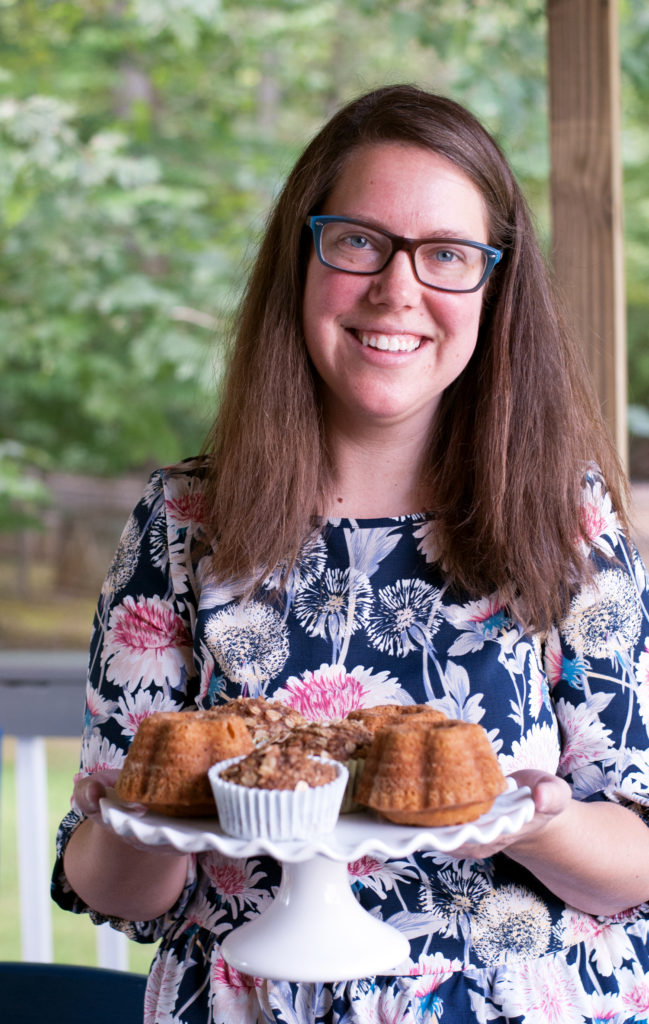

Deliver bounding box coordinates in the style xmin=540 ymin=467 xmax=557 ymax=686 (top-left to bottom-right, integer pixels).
xmin=101 ymin=783 xmax=533 ymax=982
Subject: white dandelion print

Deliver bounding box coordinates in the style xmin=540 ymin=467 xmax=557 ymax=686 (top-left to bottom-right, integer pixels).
xmin=263 ymin=534 xmax=328 ymax=594
xmin=471 ymin=884 xmax=552 ymax=966
xmin=562 ymin=568 xmax=642 ymax=660
xmin=293 ymin=568 xmax=373 ymax=654
xmin=419 ymin=868 xmax=491 ymax=941
xmin=204 ymin=600 xmax=289 ymax=693
xmin=147 ymin=509 xmax=170 ymax=573
xmin=366 ymin=578 xmax=442 ymax=657
xmin=101 ymin=514 xmax=141 ymax=595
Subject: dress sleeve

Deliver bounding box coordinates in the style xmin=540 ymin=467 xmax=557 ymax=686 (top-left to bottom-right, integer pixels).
xmin=545 ymin=469 xmax=649 ymax=823
xmin=50 ymin=463 xmax=205 ymax=942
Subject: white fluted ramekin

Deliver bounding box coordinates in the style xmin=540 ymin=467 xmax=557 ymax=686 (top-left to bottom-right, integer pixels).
xmin=208 ymin=754 xmax=348 ymax=840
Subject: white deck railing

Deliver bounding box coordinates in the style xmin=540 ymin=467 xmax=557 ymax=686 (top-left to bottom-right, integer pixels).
xmin=1 ymin=650 xmax=128 ymax=968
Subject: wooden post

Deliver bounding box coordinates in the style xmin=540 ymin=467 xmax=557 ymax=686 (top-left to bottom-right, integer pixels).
xmin=547 ymin=0 xmax=627 ymax=466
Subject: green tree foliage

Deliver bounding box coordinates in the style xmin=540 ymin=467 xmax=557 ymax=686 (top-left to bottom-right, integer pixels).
xmin=0 ymin=0 xmax=646 ymax=527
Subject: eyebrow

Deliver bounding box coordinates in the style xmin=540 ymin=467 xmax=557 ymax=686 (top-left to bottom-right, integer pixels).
xmin=338 ymin=216 xmax=482 ymax=241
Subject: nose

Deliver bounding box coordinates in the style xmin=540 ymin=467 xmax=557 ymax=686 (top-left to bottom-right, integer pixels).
xmin=367 ymin=249 xmax=422 ymax=307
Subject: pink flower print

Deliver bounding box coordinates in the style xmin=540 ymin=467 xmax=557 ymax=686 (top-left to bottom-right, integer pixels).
xmin=409 ymin=951 xmax=462 ymax=986
xmin=80 ymin=734 xmax=125 ymax=775
xmin=619 ymin=966 xmax=649 ymax=1019
xmin=348 ymin=853 xmax=419 ymax=898
xmin=497 ymin=954 xmax=588 ymax=1024
xmin=210 ymin=958 xmax=263 ymax=1023
xmin=444 ymin=595 xmax=509 ymax=656
xmin=498 ymin=723 xmax=560 ymax=776
xmin=348 ymin=854 xmax=384 ymax=880
xmin=84 ymin=682 xmax=114 ymax=725
xmin=144 ymin=950 xmax=184 ymax=1023
xmin=528 ymin=656 xmax=549 ymax=718
xmin=544 ymin=627 xmax=564 ymax=688
xmin=555 ymin=698 xmax=614 ymax=777
xmin=557 ymin=910 xmax=634 ymax=976
xmin=102 ymin=594 xmax=193 ymax=692
xmin=276 ymin=664 xmax=368 ymax=719
xmin=212 ymin=957 xmax=259 ymax=993
xmin=589 ymin=992 xmax=622 ymax=1023
xmin=579 ymin=479 xmax=619 ymax=557
xmin=113 ymin=688 xmax=183 ymax=738
xmin=202 ymin=852 xmax=267 ymax=914
xmin=274 ymin=663 xmax=404 ymax=721
xmin=165 ymin=489 xmax=207 ymax=529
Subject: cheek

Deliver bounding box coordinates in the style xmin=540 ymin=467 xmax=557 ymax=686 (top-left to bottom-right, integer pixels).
xmin=303 ymin=258 xmax=368 ymax=336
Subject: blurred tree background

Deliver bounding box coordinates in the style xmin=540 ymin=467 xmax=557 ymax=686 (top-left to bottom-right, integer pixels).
xmin=1 ymin=0 xmax=648 ymax=643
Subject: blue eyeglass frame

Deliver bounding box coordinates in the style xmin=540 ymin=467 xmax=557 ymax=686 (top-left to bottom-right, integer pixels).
xmin=306 ymin=215 xmax=503 ymax=294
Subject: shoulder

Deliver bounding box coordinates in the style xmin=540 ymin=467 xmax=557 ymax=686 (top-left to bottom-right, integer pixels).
xmin=143 ymin=456 xmax=212 ymax=503
xmin=578 ymin=463 xmax=627 ymax=560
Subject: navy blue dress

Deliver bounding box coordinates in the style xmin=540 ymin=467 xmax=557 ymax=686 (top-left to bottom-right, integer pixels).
xmin=53 ymin=458 xmax=649 ymax=1023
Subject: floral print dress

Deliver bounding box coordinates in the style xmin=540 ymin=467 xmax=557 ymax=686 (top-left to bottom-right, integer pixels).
xmin=52 ymin=458 xmax=649 ymax=1024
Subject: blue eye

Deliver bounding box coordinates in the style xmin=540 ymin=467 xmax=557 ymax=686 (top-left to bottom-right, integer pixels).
xmin=345 ymin=234 xmax=372 ymax=249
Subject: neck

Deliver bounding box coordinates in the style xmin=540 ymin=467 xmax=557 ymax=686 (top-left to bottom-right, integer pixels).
xmin=322 ymin=417 xmax=431 ymax=518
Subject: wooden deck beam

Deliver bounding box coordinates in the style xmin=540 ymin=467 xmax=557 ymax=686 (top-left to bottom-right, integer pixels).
xmin=547 ymin=0 xmax=627 ymax=464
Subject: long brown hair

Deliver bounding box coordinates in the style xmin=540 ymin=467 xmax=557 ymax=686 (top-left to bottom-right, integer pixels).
xmin=204 ymin=84 xmax=627 ymax=630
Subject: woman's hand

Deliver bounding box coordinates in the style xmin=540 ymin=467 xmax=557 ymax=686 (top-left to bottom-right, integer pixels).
xmin=65 ymin=769 xmax=191 ymax=920
xmin=444 ymin=769 xmax=572 ymax=861
xmin=71 ymin=770 xmax=185 ymax=857
xmin=73 ymin=769 xmax=123 ymax=822
xmin=446 ymin=769 xmax=649 ymax=914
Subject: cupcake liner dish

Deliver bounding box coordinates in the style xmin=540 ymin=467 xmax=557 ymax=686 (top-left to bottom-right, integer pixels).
xmin=208 ymin=755 xmax=348 ymax=840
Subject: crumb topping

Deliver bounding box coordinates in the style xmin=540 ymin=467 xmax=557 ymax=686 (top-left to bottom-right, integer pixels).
xmin=220 ymin=745 xmax=338 ymax=791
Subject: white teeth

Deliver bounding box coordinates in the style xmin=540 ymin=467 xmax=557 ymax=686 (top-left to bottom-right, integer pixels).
xmin=359 ymin=332 xmax=421 ymax=352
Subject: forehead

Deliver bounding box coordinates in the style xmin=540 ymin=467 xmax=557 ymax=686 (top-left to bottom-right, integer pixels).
xmin=324 ymin=142 xmax=488 ymax=239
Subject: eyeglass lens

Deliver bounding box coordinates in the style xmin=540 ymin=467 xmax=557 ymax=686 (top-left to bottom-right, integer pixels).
xmin=318 ymin=220 xmax=488 ymax=290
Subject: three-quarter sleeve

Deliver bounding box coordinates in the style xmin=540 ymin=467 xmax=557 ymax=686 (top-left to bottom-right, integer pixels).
xmin=51 ymin=462 xmax=207 ymax=940
xmin=546 ymin=469 xmax=649 ymax=822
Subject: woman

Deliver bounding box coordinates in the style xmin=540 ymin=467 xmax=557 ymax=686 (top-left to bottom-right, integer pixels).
xmin=53 ymin=85 xmax=649 ymax=1023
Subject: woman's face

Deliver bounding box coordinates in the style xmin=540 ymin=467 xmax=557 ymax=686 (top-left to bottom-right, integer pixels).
xmin=302 ymin=142 xmax=489 ymax=438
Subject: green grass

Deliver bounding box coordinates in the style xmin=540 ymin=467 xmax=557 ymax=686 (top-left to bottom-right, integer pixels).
xmin=1 ymin=737 xmax=158 ymax=973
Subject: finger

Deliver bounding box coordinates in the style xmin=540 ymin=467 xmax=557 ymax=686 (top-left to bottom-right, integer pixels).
xmin=532 ymin=776 xmax=571 ymax=816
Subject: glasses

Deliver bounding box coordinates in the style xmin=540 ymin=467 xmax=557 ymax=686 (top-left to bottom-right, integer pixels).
xmin=306 ymin=215 xmax=502 ymax=293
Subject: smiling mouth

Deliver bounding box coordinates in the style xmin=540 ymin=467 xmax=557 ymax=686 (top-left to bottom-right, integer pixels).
xmin=356 ymin=331 xmax=422 ymax=353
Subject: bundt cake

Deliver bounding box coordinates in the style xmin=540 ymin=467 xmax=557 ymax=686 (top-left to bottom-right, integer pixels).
xmin=277 ymin=717 xmax=374 ymax=811
xmin=115 ymin=710 xmax=254 ymax=816
xmin=355 ymin=719 xmax=507 ymax=826
xmin=198 ymin=696 xmax=307 ymax=744
xmin=347 ymin=703 xmax=448 ymax=737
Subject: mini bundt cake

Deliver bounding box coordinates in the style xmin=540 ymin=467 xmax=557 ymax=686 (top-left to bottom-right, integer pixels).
xmin=347 ymin=703 xmax=448 ymax=737
xmin=115 ymin=710 xmax=254 ymax=816
xmin=277 ymin=718 xmax=374 ymax=811
xmin=278 ymin=719 xmax=373 ymax=762
xmin=355 ymin=719 xmax=507 ymax=826
xmin=199 ymin=696 xmax=307 ymax=744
